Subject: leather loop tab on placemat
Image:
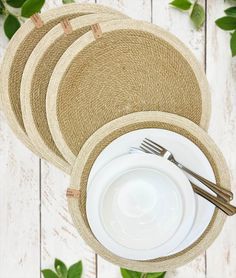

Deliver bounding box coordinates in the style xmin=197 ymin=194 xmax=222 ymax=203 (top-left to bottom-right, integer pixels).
xmin=66 ymin=188 xmax=80 ymax=198
xmin=31 ymin=14 xmax=44 ymax=28
xmin=61 ymin=19 xmax=73 ymax=35
xmin=91 ymin=23 xmax=102 ymax=39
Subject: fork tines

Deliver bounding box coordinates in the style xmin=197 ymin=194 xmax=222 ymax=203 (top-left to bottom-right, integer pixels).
xmin=140 ymin=138 xmax=163 ymax=155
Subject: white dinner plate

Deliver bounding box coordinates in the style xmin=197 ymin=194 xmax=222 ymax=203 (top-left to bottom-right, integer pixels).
xmin=86 ymin=154 xmax=195 ymax=260
xmin=87 ymin=128 xmax=215 ymax=254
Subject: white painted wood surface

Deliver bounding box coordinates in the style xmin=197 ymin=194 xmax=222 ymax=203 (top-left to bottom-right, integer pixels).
xmin=0 ymin=0 xmax=235 ymax=277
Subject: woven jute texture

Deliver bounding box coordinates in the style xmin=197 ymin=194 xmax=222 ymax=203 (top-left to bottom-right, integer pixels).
xmin=0 ymin=3 xmax=124 ymax=159
xmin=21 ymin=13 xmax=126 ymax=174
xmin=68 ymin=111 xmax=230 ymax=272
xmin=47 ymin=19 xmax=211 ymax=166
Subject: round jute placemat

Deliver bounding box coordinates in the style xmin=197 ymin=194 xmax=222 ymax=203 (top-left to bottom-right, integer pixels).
xmin=47 ymin=19 xmax=211 ymax=166
xmin=21 ymin=13 xmax=126 ymax=174
xmin=68 ymin=111 xmax=230 ymax=272
xmin=0 ymin=3 xmax=124 ymax=159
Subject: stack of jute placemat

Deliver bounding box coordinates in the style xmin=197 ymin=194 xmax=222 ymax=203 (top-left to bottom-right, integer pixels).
xmin=0 ymin=3 xmax=231 ymax=272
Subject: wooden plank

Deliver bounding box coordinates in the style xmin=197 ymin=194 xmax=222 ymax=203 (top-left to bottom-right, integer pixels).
xmin=40 ymin=162 xmax=96 ymax=278
xmin=96 ymin=0 xmax=152 ymax=21
xmin=0 ymin=124 xmax=40 ymax=278
xmin=165 ymin=256 xmax=205 ymax=278
xmin=0 ymin=16 xmax=40 ymax=278
xmin=152 ymin=0 xmax=205 ymax=64
xmin=40 ymin=1 xmax=97 ymax=278
xmin=42 ymin=0 xmax=97 ymax=12
xmin=206 ymin=1 xmax=236 ymax=277
xmin=152 ymin=1 xmax=206 ymax=277
xmin=0 ymin=18 xmax=9 ymax=110
xmin=95 ymin=0 xmax=152 ymax=277
xmin=2 ymin=1 xmax=235 ymax=278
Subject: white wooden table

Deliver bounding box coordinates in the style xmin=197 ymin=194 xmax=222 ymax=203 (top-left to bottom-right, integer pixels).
xmin=0 ymin=0 xmax=235 ymax=277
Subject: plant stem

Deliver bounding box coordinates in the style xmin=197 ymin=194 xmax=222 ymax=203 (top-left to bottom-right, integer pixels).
xmin=0 ymin=0 xmax=26 ymax=23
xmin=1 ymin=0 xmax=7 ymax=15
xmin=1 ymin=0 xmax=7 ymax=9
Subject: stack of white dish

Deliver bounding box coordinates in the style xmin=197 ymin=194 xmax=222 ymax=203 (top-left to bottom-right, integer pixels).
xmin=86 ymin=128 xmax=215 ymax=260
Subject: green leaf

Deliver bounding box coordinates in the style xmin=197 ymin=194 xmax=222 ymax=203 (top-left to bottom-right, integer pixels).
xmin=230 ymin=30 xmax=236 ymax=56
xmin=0 ymin=1 xmax=3 ymax=14
xmin=146 ymin=272 xmax=166 ymax=278
xmin=41 ymin=269 xmax=59 ymax=278
xmin=54 ymin=259 xmax=67 ymax=278
xmin=68 ymin=261 xmax=83 ymax=278
xmin=169 ymin=0 xmax=192 ymax=11
xmin=120 ymin=268 xmax=142 ymax=278
xmin=21 ymin=0 xmax=45 ymax=18
xmin=215 ymin=16 xmax=236 ymax=30
xmin=62 ymin=0 xmax=75 ymax=3
xmin=4 ymin=14 xmax=21 ymax=39
xmin=190 ymin=2 xmax=205 ymax=29
xmin=225 ymin=7 xmax=236 ymax=17
xmin=6 ymin=0 xmax=27 ymax=8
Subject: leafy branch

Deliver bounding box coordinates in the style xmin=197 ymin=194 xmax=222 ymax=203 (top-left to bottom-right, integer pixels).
xmin=120 ymin=268 xmax=166 ymax=278
xmin=0 ymin=0 xmax=45 ymax=39
xmin=42 ymin=259 xmax=82 ymax=278
xmin=170 ymin=0 xmax=236 ymax=57
xmin=0 ymin=0 xmax=74 ymax=39
xmin=169 ymin=0 xmax=205 ymax=30
xmin=41 ymin=259 xmax=166 ymax=278
xmin=216 ymin=5 xmax=236 ymax=56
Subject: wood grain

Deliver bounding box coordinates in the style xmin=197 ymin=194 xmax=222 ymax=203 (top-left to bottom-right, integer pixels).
xmin=0 ymin=0 xmax=235 ymax=277
xmin=0 ymin=108 xmax=40 ymax=278
xmin=95 ymin=0 xmax=152 ymax=276
xmin=0 ymin=14 xmax=40 ymax=277
xmin=40 ymin=2 xmax=96 ymax=278
xmin=40 ymin=161 xmax=96 ymax=278
xmin=152 ymin=1 xmax=207 ymax=277
xmin=206 ymin=1 xmax=236 ymax=278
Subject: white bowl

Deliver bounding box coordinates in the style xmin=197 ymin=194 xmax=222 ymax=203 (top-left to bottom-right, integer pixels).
xmin=86 ymin=153 xmax=196 ymax=260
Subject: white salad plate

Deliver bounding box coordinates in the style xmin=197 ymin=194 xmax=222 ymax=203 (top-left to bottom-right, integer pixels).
xmin=87 ymin=128 xmax=216 ymax=255
xmin=86 ymin=154 xmax=195 ymax=260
